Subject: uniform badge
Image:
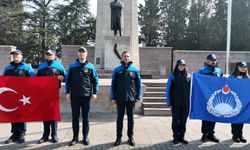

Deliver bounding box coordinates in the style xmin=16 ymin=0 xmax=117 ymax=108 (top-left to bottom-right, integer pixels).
xmin=84 ymin=68 xmax=89 ymax=73
xmin=129 ymin=72 xmax=135 ymax=78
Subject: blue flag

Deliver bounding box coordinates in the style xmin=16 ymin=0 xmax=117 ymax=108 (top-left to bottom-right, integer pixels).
xmin=190 ymin=73 xmax=250 ymax=123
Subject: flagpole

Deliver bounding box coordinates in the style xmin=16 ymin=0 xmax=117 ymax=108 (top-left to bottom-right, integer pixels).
xmin=226 ymin=0 xmax=232 ymax=75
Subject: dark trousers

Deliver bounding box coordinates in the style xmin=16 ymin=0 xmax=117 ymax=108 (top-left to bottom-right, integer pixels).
xmin=231 ymin=123 xmax=244 ymax=137
xmin=201 ymin=120 xmax=216 ymax=135
xmin=42 ymin=121 xmax=58 ymax=138
xmin=71 ymin=97 xmax=90 ymax=140
xmin=116 ymin=100 xmax=135 ymax=139
xmin=11 ymin=123 xmax=26 ymax=136
xmin=171 ymin=107 xmax=189 ymax=139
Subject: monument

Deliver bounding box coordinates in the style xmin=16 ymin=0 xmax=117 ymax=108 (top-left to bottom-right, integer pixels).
xmin=95 ymin=0 xmax=139 ymax=70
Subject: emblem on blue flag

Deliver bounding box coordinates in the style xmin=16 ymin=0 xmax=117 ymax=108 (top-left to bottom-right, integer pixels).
xmin=207 ymin=85 xmax=242 ymax=118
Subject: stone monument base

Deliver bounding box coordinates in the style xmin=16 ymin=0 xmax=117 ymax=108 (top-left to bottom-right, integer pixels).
xmin=104 ymin=36 xmax=130 ymax=69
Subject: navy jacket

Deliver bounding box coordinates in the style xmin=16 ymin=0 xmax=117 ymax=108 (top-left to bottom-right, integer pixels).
xmin=166 ymin=72 xmax=191 ymax=107
xmin=37 ymin=60 xmax=67 ymax=87
xmin=66 ymin=59 xmax=99 ymax=98
xmin=3 ymin=61 xmax=35 ymax=77
xmin=110 ymin=62 xmax=142 ymax=101
xmin=198 ymin=65 xmax=223 ymax=76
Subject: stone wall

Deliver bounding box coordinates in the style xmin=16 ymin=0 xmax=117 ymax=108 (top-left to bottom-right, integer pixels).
xmin=0 ymin=45 xmax=16 ymax=73
xmin=173 ymin=50 xmax=250 ymax=73
xmin=62 ymin=45 xmax=173 ymax=78
xmin=61 ymin=45 xmax=95 ymax=68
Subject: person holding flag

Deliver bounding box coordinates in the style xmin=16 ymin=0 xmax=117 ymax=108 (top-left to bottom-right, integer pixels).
xmin=37 ymin=49 xmax=66 ymax=144
xmin=166 ymin=59 xmax=191 ymax=144
xmin=230 ymin=62 xmax=248 ymax=143
xmin=198 ymin=54 xmax=223 ymax=143
xmin=3 ymin=49 xmax=35 ymax=144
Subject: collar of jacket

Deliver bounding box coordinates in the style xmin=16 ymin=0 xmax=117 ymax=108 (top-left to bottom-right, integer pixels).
xmin=76 ymin=59 xmax=88 ymax=66
xmin=10 ymin=60 xmax=24 ymax=66
xmin=120 ymin=61 xmax=133 ymax=69
xmin=45 ymin=59 xmax=56 ymax=66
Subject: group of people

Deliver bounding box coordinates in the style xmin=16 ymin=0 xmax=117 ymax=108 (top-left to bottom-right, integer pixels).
xmin=3 ymin=48 xmax=248 ymax=146
xmin=3 ymin=47 xmax=141 ymax=147
xmin=166 ymin=54 xmax=248 ymax=144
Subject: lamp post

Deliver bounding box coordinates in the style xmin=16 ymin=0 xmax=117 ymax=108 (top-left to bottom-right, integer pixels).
xmin=226 ymin=0 xmax=232 ymax=75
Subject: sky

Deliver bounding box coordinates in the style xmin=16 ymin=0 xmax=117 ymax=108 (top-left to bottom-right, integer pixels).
xmin=89 ymin=0 xmax=144 ymax=16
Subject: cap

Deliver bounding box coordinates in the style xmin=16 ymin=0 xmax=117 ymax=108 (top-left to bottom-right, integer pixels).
xmin=207 ymin=54 xmax=217 ymax=61
xmin=176 ymin=59 xmax=186 ymax=65
xmin=45 ymin=49 xmax=55 ymax=55
xmin=236 ymin=61 xmax=248 ymax=67
xmin=10 ymin=49 xmax=23 ymax=55
xmin=79 ymin=47 xmax=87 ymax=52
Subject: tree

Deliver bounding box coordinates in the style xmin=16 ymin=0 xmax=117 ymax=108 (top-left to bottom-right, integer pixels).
xmin=231 ymin=0 xmax=250 ymax=51
xmin=138 ymin=0 xmax=161 ymax=46
xmin=186 ymin=0 xmax=213 ymax=50
xmin=160 ymin=0 xmax=189 ymax=49
xmin=209 ymin=0 xmax=227 ymax=50
xmin=54 ymin=0 xmax=93 ymax=45
xmin=0 ymin=0 xmax=24 ymax=46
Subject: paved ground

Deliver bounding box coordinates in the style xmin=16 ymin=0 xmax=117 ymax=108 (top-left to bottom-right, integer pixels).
xmin=1 ymin=112 xmax=250 ymax=150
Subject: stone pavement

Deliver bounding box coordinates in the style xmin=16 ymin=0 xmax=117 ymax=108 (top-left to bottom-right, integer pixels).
xmin=1 ymin=112 xmax=250 ymax=150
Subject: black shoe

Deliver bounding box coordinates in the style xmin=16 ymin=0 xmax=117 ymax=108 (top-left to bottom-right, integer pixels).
xmin=239 ymin=136 xmax=247 ymax=143
xmin=173 ymin=139 xmax=179 ymax=144
xmin=38 ymin=137 xmax=49 ymax=144
xmin=52 ymin=135 xmax=59 ymax=143
xmin=69 ymin=138 xmax=78 ymax=146
xmin=201 ymin=134 xmax=208 ymax=142
xmin=5 ymin=134 xmax=18 ymax=144
xmin=114 ymin=138 xmax=122 ymax=146
xmin=18 ymin=133 xmax=25 ymax=143
xmin=232 ymin=136 xmax=240 ymax=143
xmin=128 ymin=138 xmax=135 ymax=146
xmin=208 ymin=135 xmax=220 ymax=143
xmin=83 ymin=138 xmax=89 ymax=145
xmin=178 ymin=138 xmax=188 ymax=144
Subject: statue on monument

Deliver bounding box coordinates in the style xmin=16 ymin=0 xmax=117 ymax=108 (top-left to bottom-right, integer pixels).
xmin=110 ymin=0 xmax=123 ymax=36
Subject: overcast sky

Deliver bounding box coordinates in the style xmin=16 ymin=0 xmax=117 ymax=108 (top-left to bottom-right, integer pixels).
xmin=89 ymin=0 xmax=144 ymax=16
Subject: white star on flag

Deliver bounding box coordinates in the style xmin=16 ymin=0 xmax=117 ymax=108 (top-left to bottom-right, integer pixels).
xmin=19 ymin=95 xmax=31 ymax=106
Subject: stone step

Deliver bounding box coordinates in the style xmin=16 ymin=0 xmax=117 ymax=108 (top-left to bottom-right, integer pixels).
xmin=143 ymin=108 xmax=171 ymax=116
xmin=98 ymin=74 xmax=112 ymax=79
xmin=146 ymin=87 xmax=166 ymax=92
xmin=143 ymin=97 xmax=166 ymax=102
xmin=144 ymin=92 xmax=165 ymax=97
xmin=143 ymin=82 xmax=166 ymax=87
xmin=143 ymin=102 xmax=167 ymax=108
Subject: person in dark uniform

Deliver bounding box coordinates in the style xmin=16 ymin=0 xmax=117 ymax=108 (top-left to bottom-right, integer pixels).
xmin=198 ymin=54 xmax=223 ymax=143
xmin=166 ymin=59 xmax=191 ymax=144
xmin=3 ymin=49 xmax=35 ymax=144
xmin=230 ymin=61 xmax=248 ymax=143
xmin=66 ymin=47 xmax=99 ymax=146
xmin=37 ymin=50 xmax=66 ymax=144
xmin=110 ymin=51 xmax=142 ymax=146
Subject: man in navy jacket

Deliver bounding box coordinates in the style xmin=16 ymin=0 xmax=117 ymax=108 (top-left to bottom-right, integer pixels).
xmin=110 ymin=51 xmax=141 ymax=146
xmin=66 ymin=47 xmax=99 ymax=146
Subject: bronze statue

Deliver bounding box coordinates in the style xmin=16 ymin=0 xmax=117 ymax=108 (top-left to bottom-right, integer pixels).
xmin=110 ymin=0 xmax=123 ymax=36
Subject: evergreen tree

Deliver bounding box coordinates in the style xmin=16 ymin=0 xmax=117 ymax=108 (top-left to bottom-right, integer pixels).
xmin=138 ymin=0 xmax=161 ymax=46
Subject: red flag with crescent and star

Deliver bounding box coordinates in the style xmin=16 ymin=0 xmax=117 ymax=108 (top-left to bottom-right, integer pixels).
xmin=0 ymin=76 xmax=60 ymax=123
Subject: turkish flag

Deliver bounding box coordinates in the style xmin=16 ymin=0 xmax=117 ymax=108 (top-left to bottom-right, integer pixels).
xmin=0 ymin=76 xmax=60 ymax=123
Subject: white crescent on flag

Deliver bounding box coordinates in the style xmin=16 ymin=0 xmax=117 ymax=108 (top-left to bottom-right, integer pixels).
xmin=0 ymin=87 xmax=19 ymax=112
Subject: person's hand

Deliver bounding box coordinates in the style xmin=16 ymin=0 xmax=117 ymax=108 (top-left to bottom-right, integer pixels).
xmin=91 ymin=94 xmax=97 ymax=101
xmin=111 ymin=99 xmax=116 ymax=105
xmin=57 ymin=75 xmax=64 ymax=81
xmin=237 ymin=76 xmax=243 ymax=79
xmin=66 ymin=94 xmax=70 ymax=102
